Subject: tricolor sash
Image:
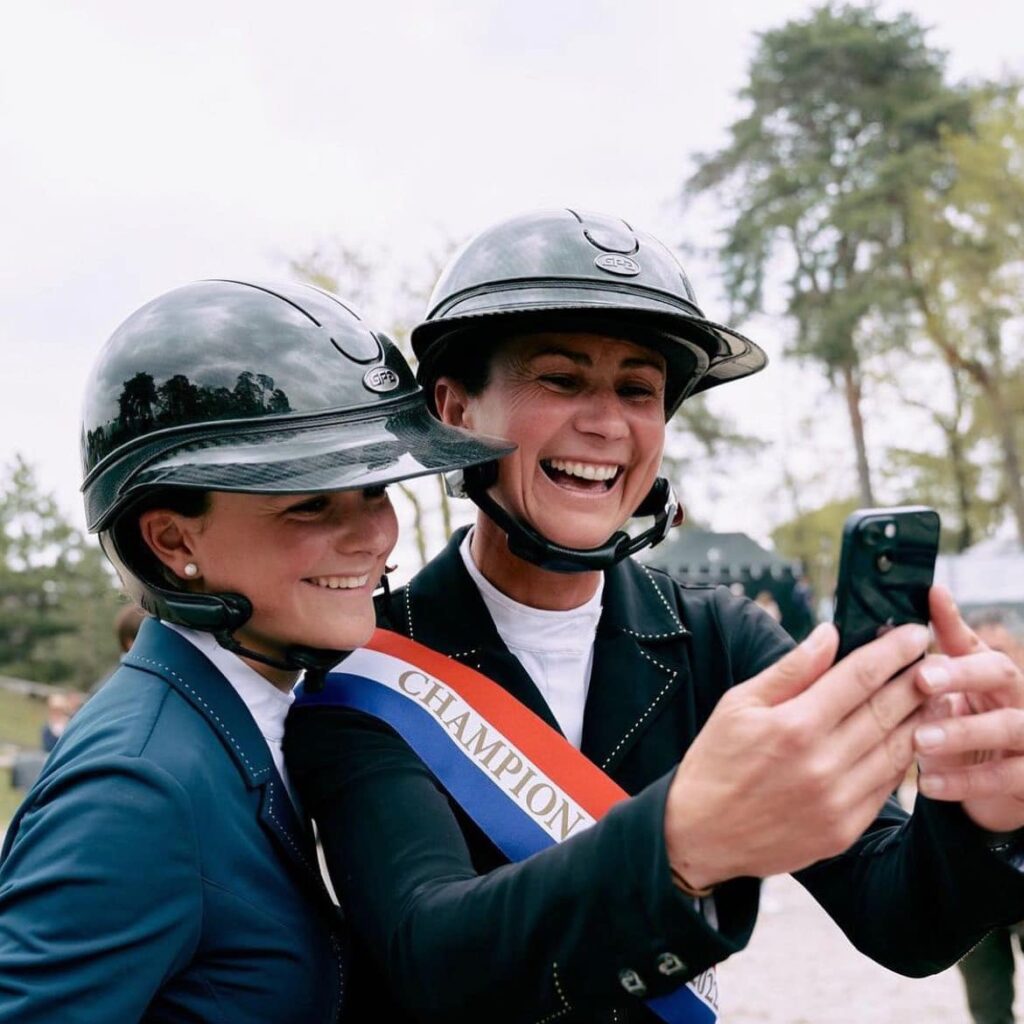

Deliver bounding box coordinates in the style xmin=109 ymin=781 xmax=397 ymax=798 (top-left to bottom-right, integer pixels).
xmin=298 ymin=628 xmax=718 ymax=1023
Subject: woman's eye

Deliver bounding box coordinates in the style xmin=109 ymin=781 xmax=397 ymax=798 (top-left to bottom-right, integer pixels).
xmin=619 ymin=381 xmax=661 ymax=400
xmin=288 ymin=496 xmax=328 ymax=515
xmin=540 ymin=374 xmax=578 ymax=390
xmin=364 ymin=485 xmax=388 ymax=500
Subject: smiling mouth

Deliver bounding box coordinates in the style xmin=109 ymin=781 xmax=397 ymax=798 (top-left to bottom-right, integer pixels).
xmin=540 ymin=458 xmax=623 ymax=493
xmin=304 ymin=574 xmax=371 ymax=590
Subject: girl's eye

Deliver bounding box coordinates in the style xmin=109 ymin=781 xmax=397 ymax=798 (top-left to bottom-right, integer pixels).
xmin=364 ymin=485 xmax=388 ymax=500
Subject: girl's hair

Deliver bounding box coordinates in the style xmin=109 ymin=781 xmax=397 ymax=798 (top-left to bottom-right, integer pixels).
xmin=112 ymin=487 xmax=211 ymax=592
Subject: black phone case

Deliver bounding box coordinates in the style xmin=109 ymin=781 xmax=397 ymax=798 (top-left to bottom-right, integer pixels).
xmin=833 ymin=506 xmax=940 ymax=662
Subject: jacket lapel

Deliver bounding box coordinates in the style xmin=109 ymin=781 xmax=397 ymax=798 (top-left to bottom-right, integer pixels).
xmin=124 ymin=619 xmax=321 ymax=888
xmin=389 ymin=533 xmax=693 ymax=772
xmin=581 ymin=560 xmax=691 ymax=776
xmin=391 ymin=528 xmax=564 ymax=735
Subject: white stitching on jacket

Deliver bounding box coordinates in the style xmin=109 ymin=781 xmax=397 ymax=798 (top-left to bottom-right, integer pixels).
xmin=600 ymin=648 xmax=677 ymax=769
xmin=264 ymin=785 xmax=315 ymax=874
xmin=641 ymin=565 xmax=683 ymax=631
xmin=404 ymin=584 xmax=415 ymax=640
xmin=535 ymin=962 xmax=572 ymax=1024
xmin=126 ymin=655 xmax=267 ymax=779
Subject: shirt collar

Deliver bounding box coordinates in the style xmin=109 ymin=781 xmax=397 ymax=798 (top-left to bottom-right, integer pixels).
xmin=162 ymin=623 xmax=295 ymax=744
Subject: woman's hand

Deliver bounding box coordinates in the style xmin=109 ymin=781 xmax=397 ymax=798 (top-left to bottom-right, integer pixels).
xmin=664 ymin=621 xmax=930 ymax=890
xmin=913 ymin=587 xmax=1024 ymax=833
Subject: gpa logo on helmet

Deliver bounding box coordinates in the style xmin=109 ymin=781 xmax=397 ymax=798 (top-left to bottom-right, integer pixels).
xmin=362 ymin=366 xmax=401 ymax=394
xmin=594 ymin=253 xmax=641 ymax=277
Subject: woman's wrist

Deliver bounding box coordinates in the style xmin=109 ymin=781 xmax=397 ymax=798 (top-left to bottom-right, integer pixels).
xmin=669 ymin=865 xmax=716 ymax=898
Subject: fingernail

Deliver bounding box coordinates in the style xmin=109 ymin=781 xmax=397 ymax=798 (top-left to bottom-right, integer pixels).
xmin=806 ymin=623 xmax=831 ymax=651
xmin=910 ymin=624 xmax=932 ymax=647
xmin=915 ymin=725 xmax=945 ymax=750
xmin=919 ymin=665 xmax=951 ymax=692
xmin=919 ymin=774 xmax=945 ymax=795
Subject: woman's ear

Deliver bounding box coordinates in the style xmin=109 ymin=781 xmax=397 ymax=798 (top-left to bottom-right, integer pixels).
xmin=137 ymin=509 xmax=200 ymax=583
xmin=434 ymin=377 xmax=472 ymax=429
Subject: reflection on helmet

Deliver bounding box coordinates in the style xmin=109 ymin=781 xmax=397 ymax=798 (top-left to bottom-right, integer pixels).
xmin=411 ymin=208 xmax=768 ymax=418
xmin=84 ymin=369 xmax=293 ymax=472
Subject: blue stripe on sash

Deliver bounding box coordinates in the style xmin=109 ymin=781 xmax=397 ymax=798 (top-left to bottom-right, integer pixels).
xmin=310 ymin=672 xmax=552 ymax=861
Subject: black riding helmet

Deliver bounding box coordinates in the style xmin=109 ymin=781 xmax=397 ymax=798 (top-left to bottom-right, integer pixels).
xmin=410 ymin=209 xmax=768 ymax=572
xmin=82 ymin=279 xmax=514 ymax=681
xmin=411 ymin=208 xmax=768 ymax=418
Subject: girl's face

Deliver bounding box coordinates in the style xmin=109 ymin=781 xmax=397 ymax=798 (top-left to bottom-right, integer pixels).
xmin=144 ymin=488 xmax=397 ymax=677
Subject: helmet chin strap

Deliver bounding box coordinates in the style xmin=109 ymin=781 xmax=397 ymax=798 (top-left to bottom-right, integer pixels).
xmin=445 ymin=463 xmax=684 ymax=574
xmin=126 ymin=575 xmax=347 ymax=693
xmin=210 ymin=629 xmax=347 ymax=694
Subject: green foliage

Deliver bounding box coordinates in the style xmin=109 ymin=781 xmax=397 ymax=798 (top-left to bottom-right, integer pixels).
xmin=0 ymin=687 xmax=48 ymax=748
xmin=898 ymin=80 xmax=1024 ymax=541
xmin=0 ymin=774 xmax=27 ymax=831
xmin=0 ymin=457 xmax=123 ymax=687
xmin=772 ymin=498 xmax=860 ymax=601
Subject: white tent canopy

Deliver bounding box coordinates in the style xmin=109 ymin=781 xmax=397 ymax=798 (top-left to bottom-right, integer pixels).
xmin=934 ymin=537 xmax=1024 ymax=608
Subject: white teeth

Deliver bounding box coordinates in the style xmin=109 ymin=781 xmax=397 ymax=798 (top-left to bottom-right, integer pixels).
xmin=308 ymin=574 xmax=369 ymax=590
xmin=546 ymin=458 xmax=619 ymax=481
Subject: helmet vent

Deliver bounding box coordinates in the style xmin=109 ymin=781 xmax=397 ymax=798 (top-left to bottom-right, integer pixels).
xmin=583 ymin=226 xmax=639 ymax=255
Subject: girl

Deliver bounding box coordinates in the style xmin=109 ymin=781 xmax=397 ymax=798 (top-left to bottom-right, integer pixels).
xmin=0 ymin=278 xmax=511 ymax=1023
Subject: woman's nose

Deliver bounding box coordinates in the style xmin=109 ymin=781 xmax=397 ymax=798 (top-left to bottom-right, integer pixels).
xmin=573 ymin=389 xmax=629 ymax=440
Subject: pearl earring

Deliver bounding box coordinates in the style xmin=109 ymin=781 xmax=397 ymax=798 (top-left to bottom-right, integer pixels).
xmin=183 ymin=563 xmax=199 ymax=578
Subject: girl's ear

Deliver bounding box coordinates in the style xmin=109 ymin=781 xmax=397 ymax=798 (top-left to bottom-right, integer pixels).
xmin=137 ymin=509 xmax=201 ymax=583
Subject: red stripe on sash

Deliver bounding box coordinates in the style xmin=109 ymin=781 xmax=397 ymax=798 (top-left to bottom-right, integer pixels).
xmin=367 ymin=629 xmax=626 ymax=818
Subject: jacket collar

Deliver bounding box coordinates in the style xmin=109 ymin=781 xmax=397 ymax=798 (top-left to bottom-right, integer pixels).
xmin=394 ymin=528 xmax=690 ymax=773
xmin=396 ymin=528 xmax=563 ymax=733
xmin=124 ymin=618 xmax=320 ymax=885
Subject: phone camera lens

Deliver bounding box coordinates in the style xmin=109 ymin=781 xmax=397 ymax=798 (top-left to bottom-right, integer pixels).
xmin=876 ymin=553 xmax=893 ymax=573
xmin=883 ymin=523 xmax=897 ymax=539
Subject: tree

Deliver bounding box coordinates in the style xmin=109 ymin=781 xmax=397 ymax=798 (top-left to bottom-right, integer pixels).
xmin=686 ymin=3 xmax=970 ymax=506
xmin=0 ymin=457 xmax=122 ymax=687
xmin=898 ymin=81 xmax=1024 ymax=542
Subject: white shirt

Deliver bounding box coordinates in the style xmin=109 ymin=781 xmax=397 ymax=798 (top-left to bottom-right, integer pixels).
xmin=459 ymin=531 xmax=603 ymax=749
xmin=163 ymin=622 xmax=299 ymax=809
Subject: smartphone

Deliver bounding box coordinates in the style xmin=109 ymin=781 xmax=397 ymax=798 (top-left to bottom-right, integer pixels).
xmin=833 ymin=506 xmax=941 ymax=662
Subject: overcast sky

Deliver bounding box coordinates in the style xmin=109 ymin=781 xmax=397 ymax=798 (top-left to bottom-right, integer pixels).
xmin=2 ymin=0 xmax=1020 ymax=559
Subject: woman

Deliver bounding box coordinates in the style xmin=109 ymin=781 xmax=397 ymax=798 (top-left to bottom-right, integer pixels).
xmin=0 ymin=278 xmax=511 ymax=1023
xmin=287 ymin=210 xmax=1024 ymax=1023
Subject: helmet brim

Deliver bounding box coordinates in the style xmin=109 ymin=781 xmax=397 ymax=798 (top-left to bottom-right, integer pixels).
xmin=412 ymin=297 xmax=767 ymax=416
xmin=93 ymin=399 xmax=514 ymax=531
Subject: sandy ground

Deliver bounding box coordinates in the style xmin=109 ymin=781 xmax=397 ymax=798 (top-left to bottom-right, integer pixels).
xmin=716 ymin=873 xmax=1020 ymax=1023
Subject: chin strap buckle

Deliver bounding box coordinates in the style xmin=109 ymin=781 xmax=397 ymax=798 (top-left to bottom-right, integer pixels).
xmin=450 ymin=464 xmax=684 ymax=574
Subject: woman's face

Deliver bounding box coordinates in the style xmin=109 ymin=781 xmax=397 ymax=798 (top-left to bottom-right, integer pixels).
xmin=442 ymin=332 xmax=667 ymax=551
xmin=150 ymin=488 xmax=397 ymax=662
